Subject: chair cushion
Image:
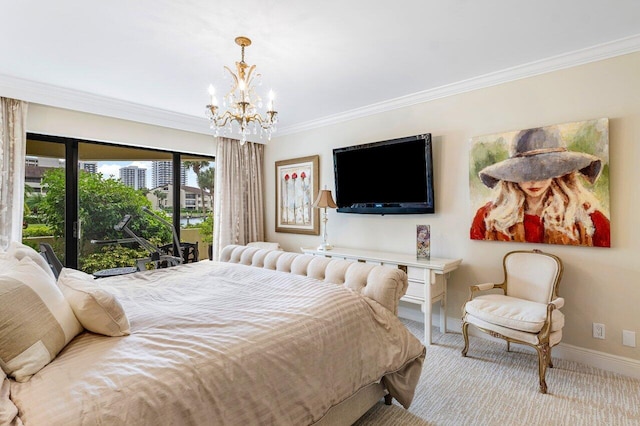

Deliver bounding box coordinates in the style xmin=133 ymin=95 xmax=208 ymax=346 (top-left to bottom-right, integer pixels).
xmin=465 ymin=294 xmax=564 ymax=333
xmin=465 ymin=314 xmax=563 ymax=347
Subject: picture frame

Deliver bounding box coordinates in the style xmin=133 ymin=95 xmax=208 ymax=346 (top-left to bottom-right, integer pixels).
xmin=275 ymin=155 xmax=320 ymax=235
xmin=469 ymin=118 xmax=610 ymax=248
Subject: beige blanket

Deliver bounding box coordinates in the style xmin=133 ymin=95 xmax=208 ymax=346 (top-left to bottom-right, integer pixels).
xmin=10 ymin=261 xmax=425 ymax=425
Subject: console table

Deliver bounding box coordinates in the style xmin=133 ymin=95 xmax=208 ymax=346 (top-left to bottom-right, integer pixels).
xmin=301 ymin=246 xmax=462 ymax=345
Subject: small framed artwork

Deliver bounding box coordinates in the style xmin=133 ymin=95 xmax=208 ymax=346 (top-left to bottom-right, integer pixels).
xmin=417 ymin=225 xmax=430 ymax=259
xmin=275 ymin=155 xmax=320 ymax=235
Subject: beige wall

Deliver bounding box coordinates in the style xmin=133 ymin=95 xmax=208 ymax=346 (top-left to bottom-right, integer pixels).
xmin=27 ymin=104 xmax=215 ymax=156
xmin=265 ymin=52 xmax=640 ymax=360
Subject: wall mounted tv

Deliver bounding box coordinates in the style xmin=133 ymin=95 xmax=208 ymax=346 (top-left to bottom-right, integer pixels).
xmin=333 ymin=133 xmax=435 ymax=215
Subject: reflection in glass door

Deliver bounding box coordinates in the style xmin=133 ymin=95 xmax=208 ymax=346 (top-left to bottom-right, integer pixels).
xmin=181 ymin=159 xmax=214 ymax=260
xmin=23 ymin=139 xmax=66 ymax=266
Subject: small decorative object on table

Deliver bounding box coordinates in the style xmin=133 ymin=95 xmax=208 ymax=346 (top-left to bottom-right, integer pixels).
xmin=416 ymin=224 xmax=430 ymax=259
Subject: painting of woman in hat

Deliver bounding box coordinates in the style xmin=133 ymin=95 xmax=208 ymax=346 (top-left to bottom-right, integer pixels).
xmin=469 ymin=119 xmax=610 ymax=247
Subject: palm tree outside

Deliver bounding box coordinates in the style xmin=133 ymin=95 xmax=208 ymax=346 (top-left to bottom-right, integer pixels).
xmin=153 ymin=189 xmax=167 ymax=210
xmin=197 ymin=167 xmax=215 ymax=213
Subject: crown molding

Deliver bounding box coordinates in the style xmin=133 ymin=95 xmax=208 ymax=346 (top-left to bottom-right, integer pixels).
xmin=0 ymin=74 xmax=212 ymax=135
xmin=2 ymin=34 xmax=639 ymax=137
xmin=278 ymin=33 xmax=640 ymax=136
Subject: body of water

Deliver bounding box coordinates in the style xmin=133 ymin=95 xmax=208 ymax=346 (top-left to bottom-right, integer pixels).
xmin=180 ymin=216 xmax=205 ymax=227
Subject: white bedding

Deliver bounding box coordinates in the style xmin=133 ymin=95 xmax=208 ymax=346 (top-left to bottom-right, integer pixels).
xmin=10 ymin=261 xmax=425 ymax=425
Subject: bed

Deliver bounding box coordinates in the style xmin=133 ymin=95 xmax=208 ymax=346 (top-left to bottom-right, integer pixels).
xmin=1 ymin=243 xmax=425 ymax=425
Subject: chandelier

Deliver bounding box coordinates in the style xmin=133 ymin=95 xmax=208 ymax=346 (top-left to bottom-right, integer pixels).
xmin=206 ymin=36 xmax=278 ymax=144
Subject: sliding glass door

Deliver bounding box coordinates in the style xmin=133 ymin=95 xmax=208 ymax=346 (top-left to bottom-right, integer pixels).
xmin=24 ymin=134 xmax=214 ymax=273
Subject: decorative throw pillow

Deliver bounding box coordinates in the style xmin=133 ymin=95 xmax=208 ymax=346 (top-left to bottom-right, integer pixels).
xmin=0 ymin=257 xmax=83 ymax=382
xmin=57 ymin=268 xmax=131 ymax=337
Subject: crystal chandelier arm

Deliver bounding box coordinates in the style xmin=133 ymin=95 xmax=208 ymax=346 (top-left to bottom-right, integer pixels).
xmin=209 ymin=110 xmax=236 ymax=128
xmin=223 ymin=66 xmax=239 ymax=94
xmin=248 ymin=111 xmax=278 ymax=129
xmin=245 ymin=65 xmax=257 ymax=85
xmin=207 ymin=102 xmax=277 ymax=129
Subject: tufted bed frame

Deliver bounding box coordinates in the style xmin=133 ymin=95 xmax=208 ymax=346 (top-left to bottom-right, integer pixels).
xmin=219 ymin=244 xmax=412 ymax=425
xmin=220 ymin=244 xmax=408 ymax=316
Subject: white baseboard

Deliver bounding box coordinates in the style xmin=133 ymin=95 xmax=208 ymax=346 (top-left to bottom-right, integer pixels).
xmin=552 ymin=343 xmax=640 ymax=380
xmin=398 ymin=306 xmax=640 ymax=380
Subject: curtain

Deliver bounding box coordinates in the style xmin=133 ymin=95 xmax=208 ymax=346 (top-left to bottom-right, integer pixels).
xmin=212 ymin=137 xmax=265 ymax=260
xmin=0 ymin=98 xmax=28 ymax=250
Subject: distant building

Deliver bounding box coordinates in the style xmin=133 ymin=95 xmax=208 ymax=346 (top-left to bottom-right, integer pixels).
xmin=25 ymin=156 xmax=64 ymax=168
xmin=24 ymin=156 xmax=65 ymax=193
xmin=152 ymin=161 xmax=187 ymax=188
xmin=80 ymin=161 xmax=97 ymax=173
xmin=119 ymin=166 xmax=147 ymax=190
xmin=147 ymin=184 xmax=212 ymax=211
xmin=25 ymin=166 xmax=51 ymax=194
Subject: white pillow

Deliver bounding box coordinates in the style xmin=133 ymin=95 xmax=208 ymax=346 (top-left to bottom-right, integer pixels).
xmin=57 ymin=268 xmax=131 ymax=337
xmin=6 ymin=241 xmax=56 ymax=280
xmin=0 ymin=257 xmax=83 ymax=382
xmin=0 ymin=252 xmax=18 ymax=270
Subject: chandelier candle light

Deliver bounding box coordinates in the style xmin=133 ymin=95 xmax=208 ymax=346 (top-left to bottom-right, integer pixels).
xmin=206 ymin=36 xmax=278 ymax=144
xmin=312 ymin=188 xmax=337 ymax=251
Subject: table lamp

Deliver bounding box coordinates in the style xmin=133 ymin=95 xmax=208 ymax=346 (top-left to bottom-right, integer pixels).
xmin=312 ymin=188 xmax=337 ymax=251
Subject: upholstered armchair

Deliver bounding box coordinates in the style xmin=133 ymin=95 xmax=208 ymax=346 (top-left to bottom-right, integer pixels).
xmin=461 ymin=250 xmax=564 ymax=393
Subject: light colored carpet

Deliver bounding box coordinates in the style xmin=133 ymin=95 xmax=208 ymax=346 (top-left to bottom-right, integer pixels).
xmin=354 ymin=319 xmax=640 ymax=426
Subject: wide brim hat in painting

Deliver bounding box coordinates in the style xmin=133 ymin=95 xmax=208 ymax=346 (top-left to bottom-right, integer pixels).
xmin=479 ymin=126 xmax=602 ymax=188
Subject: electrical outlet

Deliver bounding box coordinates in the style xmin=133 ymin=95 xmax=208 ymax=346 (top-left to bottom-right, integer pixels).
xmin=593 ymin=323 xmax=605 ymax=339
xmin=623 ymin=330 xmax=636 ymax=347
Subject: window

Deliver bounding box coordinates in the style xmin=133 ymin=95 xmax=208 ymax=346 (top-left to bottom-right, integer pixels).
xmin=23 ymin=134 xmax=214 ymax=272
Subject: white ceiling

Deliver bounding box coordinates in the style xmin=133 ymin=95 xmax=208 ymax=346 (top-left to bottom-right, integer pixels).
xmin=1 ymin=1 xmax=640 ymax=137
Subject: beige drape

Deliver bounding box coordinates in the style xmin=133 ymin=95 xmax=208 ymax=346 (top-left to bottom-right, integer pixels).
xmin=212 ymin=137 xmax=265 ymax=260
xmin=0 ymin=98 xmax=28 ymax=250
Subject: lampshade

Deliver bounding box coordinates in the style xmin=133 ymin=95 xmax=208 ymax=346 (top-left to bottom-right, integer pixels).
xmin=313 ymin=190 xmax=337 ymax=209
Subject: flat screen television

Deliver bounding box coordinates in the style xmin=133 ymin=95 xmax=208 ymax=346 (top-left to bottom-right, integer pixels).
xmin=333 ymin=133 xmax=435 ymax=215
